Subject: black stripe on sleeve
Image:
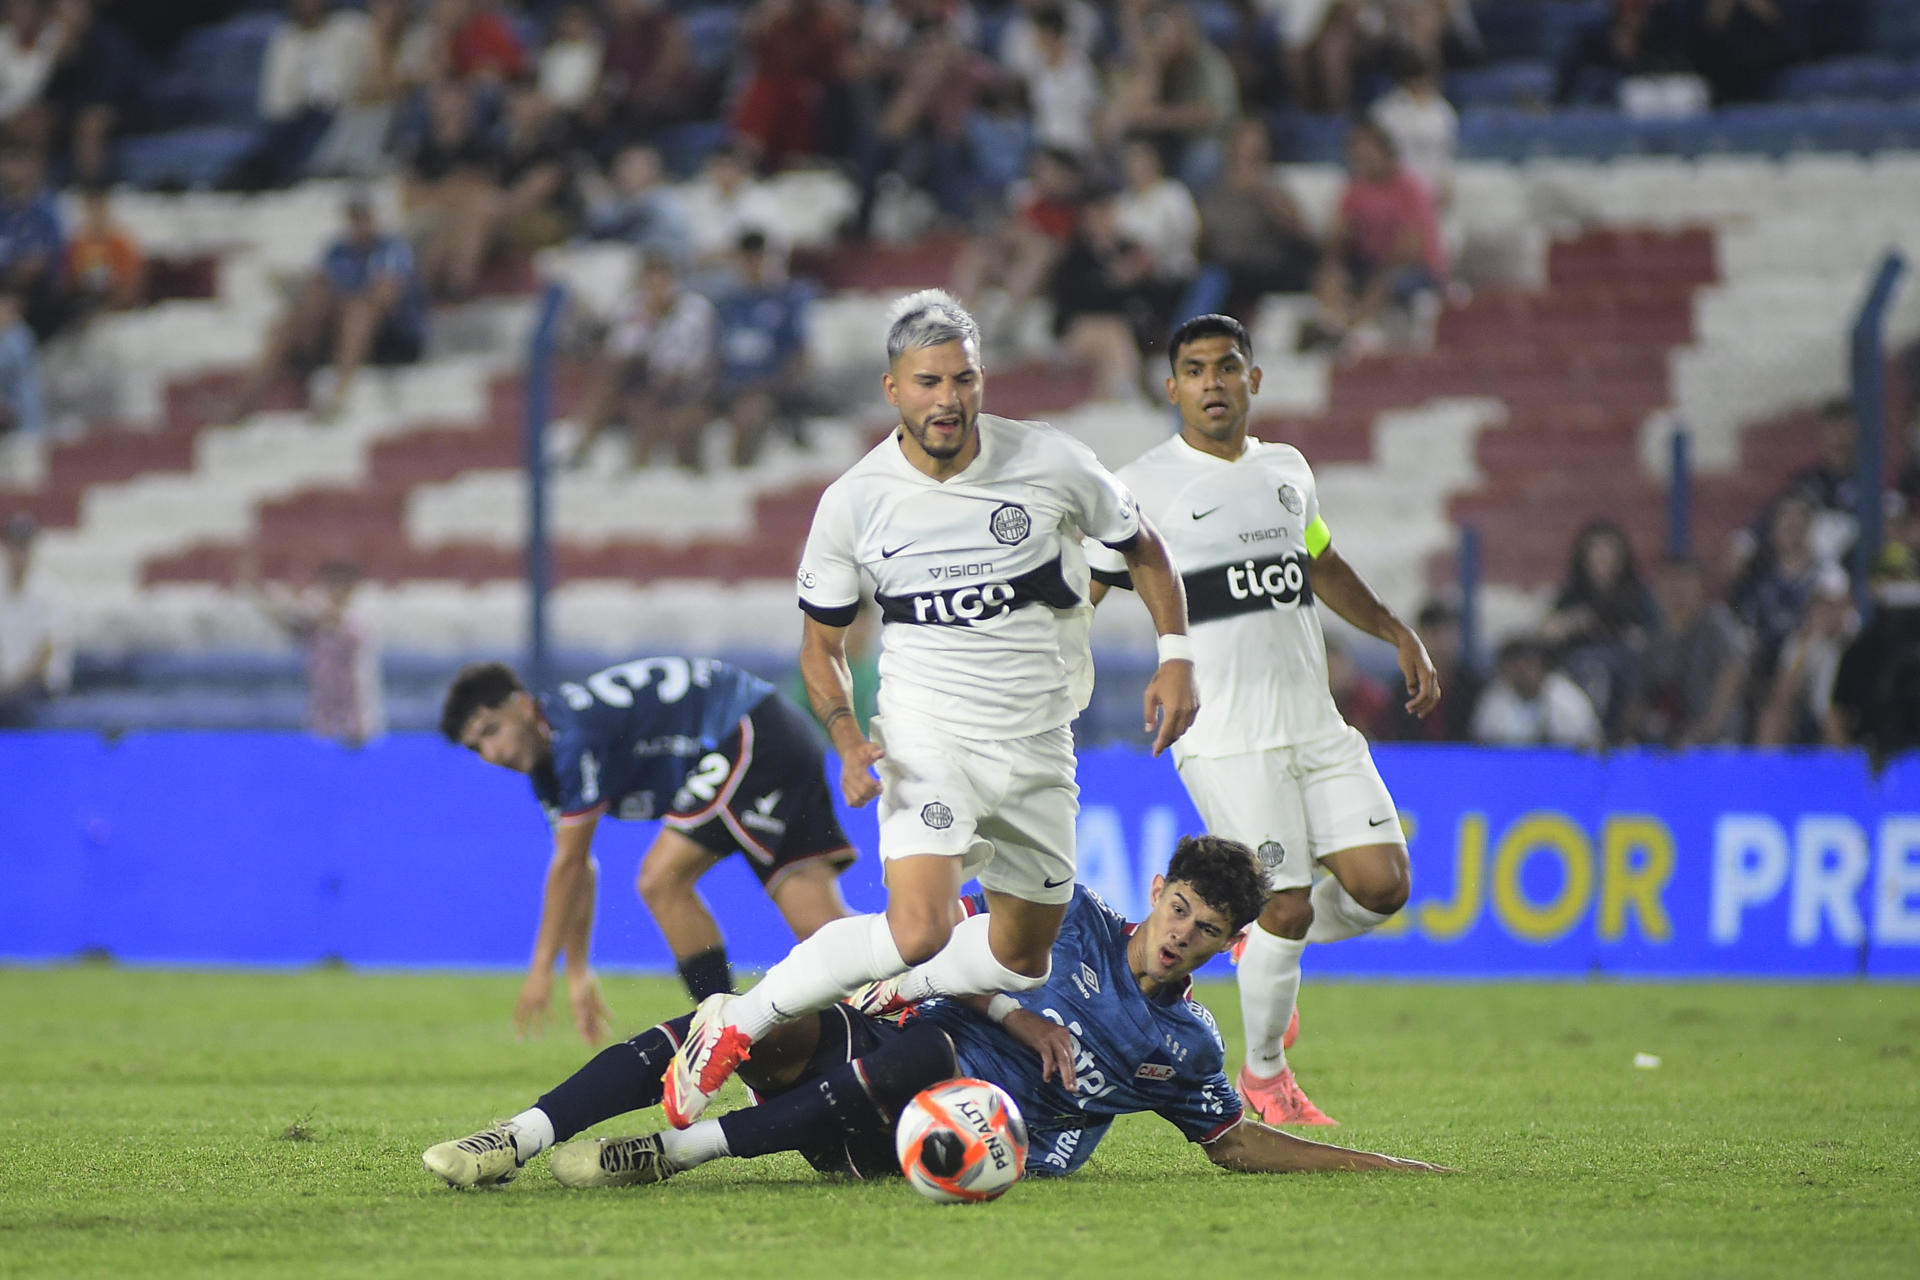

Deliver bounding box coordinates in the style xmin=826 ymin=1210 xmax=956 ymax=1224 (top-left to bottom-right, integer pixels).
xmin=1090 ymin=566 xmax=1134 ymax=591
xmin=1100 ymin=531 xmax=1141 ymax=555
xmin=800 ymin=599 xmax=859 ymax=627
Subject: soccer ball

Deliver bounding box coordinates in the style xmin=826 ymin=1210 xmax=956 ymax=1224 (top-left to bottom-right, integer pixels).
xmin=894 ymin=1077 xmax=1029 ymax=1204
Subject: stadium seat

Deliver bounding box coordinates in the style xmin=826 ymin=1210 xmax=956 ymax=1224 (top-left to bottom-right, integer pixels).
xmin=114 ymin=128 xmax=261 ymax=190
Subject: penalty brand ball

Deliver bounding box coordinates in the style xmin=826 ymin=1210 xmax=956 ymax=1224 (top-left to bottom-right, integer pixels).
xmin=895 ymin=1077 xmax=1030 ymax=1204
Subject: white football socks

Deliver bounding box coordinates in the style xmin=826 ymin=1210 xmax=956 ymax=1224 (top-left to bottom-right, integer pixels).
xmin=889 ymin=911 xmax=1050 ymax=1005
xmin=657 ymin=1119 xmax=730 ymax=1170
xmin=507 ymin=1107 xmax=555 ymax=1163
xmin=730 ymin=913 xmax=907 ymax=1040
xmin=1236 ymin=923 xmax=1306 ymax=1078
xmin=1304 ymin=877 xmax=1392 ymax=944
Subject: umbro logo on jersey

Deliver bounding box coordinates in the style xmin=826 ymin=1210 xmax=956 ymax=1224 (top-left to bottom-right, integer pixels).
xmin=1071 ymin=962 xmax=1101 ymax=999
xmin=1190 ymin=506 xmax=1222 ymax=520
xmin=880 ymin=542 xmax=916 ymax=558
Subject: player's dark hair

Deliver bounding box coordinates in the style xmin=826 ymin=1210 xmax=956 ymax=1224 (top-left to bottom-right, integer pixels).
xmin=1167 ymin=313 xmax=1252 ymax=371
xmin=440 ymin=661 xmax=525 ymax=742
xmin=1165 ymin=835 xmax=1268 ymax=931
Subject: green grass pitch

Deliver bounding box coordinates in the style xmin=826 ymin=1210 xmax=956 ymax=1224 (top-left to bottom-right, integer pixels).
xmin=3 ymin=967 xmax=1916 ymax=1280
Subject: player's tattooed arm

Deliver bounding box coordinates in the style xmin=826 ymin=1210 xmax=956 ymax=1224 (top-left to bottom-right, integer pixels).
xmin=799 ymin=612 xmax=884 ymax=807
xmin=1311 ymin=545 xmax=1442 ymax=718
xmin=1120 ymin=515 xmax=1200 ymax=754
xmin=1204 ymin=1118 xmax=1451 ymax=1174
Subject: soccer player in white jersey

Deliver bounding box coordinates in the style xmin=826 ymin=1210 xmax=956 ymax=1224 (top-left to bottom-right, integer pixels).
xmin=1086 ymin=313 xmax=1440 ymax=1126
xmin=660 ymin=289 xmax=1200 ymax=1127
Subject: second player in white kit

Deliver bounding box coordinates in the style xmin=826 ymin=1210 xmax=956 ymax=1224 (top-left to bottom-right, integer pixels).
xmin=1088 ymin=313 xmax=1441 ymax=1126
xmin=663 ymin=290 xmax=1200 ymax=1128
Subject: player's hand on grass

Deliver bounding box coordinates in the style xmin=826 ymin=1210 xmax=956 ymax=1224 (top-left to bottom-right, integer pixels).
xmin=1397 ymin=631 xmax=1441 ymax=718
xmin=1003 ymin=1008 xmax=1077 ymax=1091
xmin=1142 ymin=660 xmax=1199 ymax=756
xmin=567 ymin=966 xmax=614 ymax=1045
xmin=514 ymin=968 xmax=554 ymax=1040
xmin=839 ymin=739 xmax=885 ymax=808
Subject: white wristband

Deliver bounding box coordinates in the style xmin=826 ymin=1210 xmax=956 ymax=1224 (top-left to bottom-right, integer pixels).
xmin=1156 ymin=633 xmax=1194 ymax=665
xmin=985 ymin=994 xmax=1021 ymax=1024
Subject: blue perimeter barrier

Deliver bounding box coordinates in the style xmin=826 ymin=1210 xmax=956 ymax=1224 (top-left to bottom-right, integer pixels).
xmin=3 ymin=734 xmax=1917 ymax=978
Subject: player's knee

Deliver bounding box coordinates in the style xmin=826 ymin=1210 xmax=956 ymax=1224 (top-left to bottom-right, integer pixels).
xmin=1348 ymin=850 xmax=1411 ymax=916
xmin=635 ymin=860 xmax=690 ymax=908
xmin=887 ymin=913 xmax=955 ymax=966
xmin=1259 ymin=889 xmax=1312 ymax=939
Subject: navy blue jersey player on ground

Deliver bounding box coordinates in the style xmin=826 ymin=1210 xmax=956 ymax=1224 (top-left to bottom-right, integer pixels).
xmin=422 ymin=835 xmax=1446 ymax=1184
xmin=440 ymin=657 xmax=856 ymax=1043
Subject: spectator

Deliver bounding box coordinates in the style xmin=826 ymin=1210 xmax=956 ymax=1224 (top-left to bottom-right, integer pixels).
xmin=952 ymin=145 xmax=1082 ymax=335
xmin=483 ymin=84 xmax=575 ymax=259
xmin=1008 ymin=3 xmax=1102 ymax=161
xmin=1689 ymin=0 xmax=1789 ymax=106
xmin=307 ymin=0 xmax=410 ymax=179
xmin=233 ymin=0 xmax=374 ymax=190
xmin=1114 ymin=135 xmax=1201 ymax=290
xmin=0 ymin=143 xmax=64 ymax=340
xmin=999 ymin=0 xmax=1101 ymax=78
xmin=714 ymin=230 xmax=812 ymax=467
xmin=1733 ymin=491 xmax=1828 ymax=719
xmin=397 ymin=0 xmax=526 ymax=87
xmin=41 ymin=0 xmax=141 ymax=187
xmin=1554 ymin=0 xmax=1692 ymax=106
xmin=579 ymin=143 xmax=691 ymax=262
xmin=588 ymin=0 xmax=708 ymax=156
xmin=0 ymin=287 xmax=41 ymax=445
xmin=575 ymin=252 xmax=719 ymax=471
xmin=849 ymin=0 xmax=988 ymax=234
xmin=1046 ymin=187 xmax=1152 ymax=402
xmin=1306 ymin=121 xmax=1444 ymax=353
xmin=680 ymin=146 xmax=789 ymax=283
xmin=1327 ymin=633 xmax=1394 ymax=740
xmin=1108 ymin=0 xmax=1240 ymax=190
xmin=1754 ymin=564 xmax=1854 ymax=746
xmin=1831 ymin=545 xmax=1920 ymax=766
xmin=1540 ymin=518 xmax=1658 ymax=741
xmin=1261 ymin=0 xmax=1361 ymax=112
xmin=0 ymin=511 xmax=67 ymax=726
xmin=62 ymin=183 xmax=142 ymax=317
xmin=401 ymin=80 xmax=498 ymax=298
xmin=0 ymin=0 xmax=63 ymax=129
xmin=1391 ymin=598 xmax=1481 ymax=741
xmin=1197 ymin=117 xmax=1318 ymax=318
xmin=731 ymin=0 xmax=857 ymax=169
xmin=538 ymin=2 xmax=603 ymax=117
xmin=248 ymin=556 xmax=385 ymax=747
xmin=1471 ymin=635 xmax=1604 ymax=749
xmin=1772 ymin=398 xmax=1862 ymax=572
xmin=1629 ymin=555 xmax=1749 ymax=747
xmin=230 ymin=193 xmax=426 ymax=422
xmin=1369 ymin=42 xmax=1457 ymax=210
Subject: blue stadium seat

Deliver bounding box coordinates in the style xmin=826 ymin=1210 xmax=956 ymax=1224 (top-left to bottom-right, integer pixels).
xmin=655 ymin=119 xmax=733 ymax=177
xmin=1272 ymin=112 xmax=1347 ymax=165
xmin=1872 ymin=0 xmax=1920 ymax=58
xmin=114 ymin=127 xmax=260 ymax=189
xmin=682 ymin=6 xmax=742 ymax=75
xmin=1448 ymin=61 xmax=1555 ymax=108
xmin=144 ymin=13 xmax=279 ymax=130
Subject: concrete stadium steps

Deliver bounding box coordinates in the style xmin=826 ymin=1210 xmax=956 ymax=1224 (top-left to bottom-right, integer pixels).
xmin=794 ymin=233 xmax=970 ymax=292
xmin=1543 ymin=227 xmax=1718 ymax=288
xmin=1435 ymin=282 xmax=1696 ymax=348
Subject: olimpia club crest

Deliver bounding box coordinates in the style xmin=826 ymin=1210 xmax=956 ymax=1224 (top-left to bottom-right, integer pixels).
xmin=1277 ymin=484 xmax=1303 ymax=516
xmin=989 ymin=503 xmax=1032 ymax=545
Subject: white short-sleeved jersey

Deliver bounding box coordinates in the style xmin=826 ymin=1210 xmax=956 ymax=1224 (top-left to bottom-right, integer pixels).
xmin=798 ymin=412 xmax=1141 ymax=739
xmin=1088 ymin=434 xmax=1345 ymax=757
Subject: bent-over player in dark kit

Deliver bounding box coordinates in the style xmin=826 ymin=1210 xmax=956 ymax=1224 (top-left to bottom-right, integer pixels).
xmin=442 ymin=657 xmax=857 ymax=1043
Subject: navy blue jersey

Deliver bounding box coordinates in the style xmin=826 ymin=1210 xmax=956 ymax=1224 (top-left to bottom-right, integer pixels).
xmin=916 ymin=887 xmax=1244 ymax=1176
xmin=531 ymin=657 xmax=773 ymax=826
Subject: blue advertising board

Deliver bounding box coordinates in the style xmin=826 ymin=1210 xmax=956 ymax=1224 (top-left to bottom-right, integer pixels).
xmin=2 ymin=734 xmax=1916 ymax=977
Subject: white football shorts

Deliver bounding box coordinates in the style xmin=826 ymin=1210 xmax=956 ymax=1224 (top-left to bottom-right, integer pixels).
xmin=1175 ymin=723 xmax=1403 ymax=892
xmin=868 ymin=713 xmax=1079 ymax=905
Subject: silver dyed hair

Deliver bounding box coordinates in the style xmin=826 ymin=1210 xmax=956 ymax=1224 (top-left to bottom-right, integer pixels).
xmin=884 ymin=289 xmax=980 ymax=363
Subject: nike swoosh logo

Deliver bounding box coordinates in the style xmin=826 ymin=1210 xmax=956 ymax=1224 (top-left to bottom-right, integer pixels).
xmin=1191 ymin=507 xmax=1221 ymax=520
xmin=1368 ymin=815 xmax=1395 ymax=827
xmin=880 ymin=542 xmax=915 ymax=558
xmin=1042 ymin=875 xmax=1073 ymax=889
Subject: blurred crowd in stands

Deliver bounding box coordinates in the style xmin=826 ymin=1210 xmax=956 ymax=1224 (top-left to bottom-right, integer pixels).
xmin=1332 ymin=398 xmax=1920 ymax=761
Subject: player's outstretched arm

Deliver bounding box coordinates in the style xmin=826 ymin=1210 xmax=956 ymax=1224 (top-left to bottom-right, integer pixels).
xmin=799 ymin=612 xmax=883 ymax=807
xmin=517 ymin=819 xmax=601 ymax=1041
xmin=1311 ymin=544 xmax=1441 ymax=718
xmin=1203 ymin=1118 xmax=1451 ymax=1174
xmin=1120 ymin=516 xmax=1199 ymax=755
